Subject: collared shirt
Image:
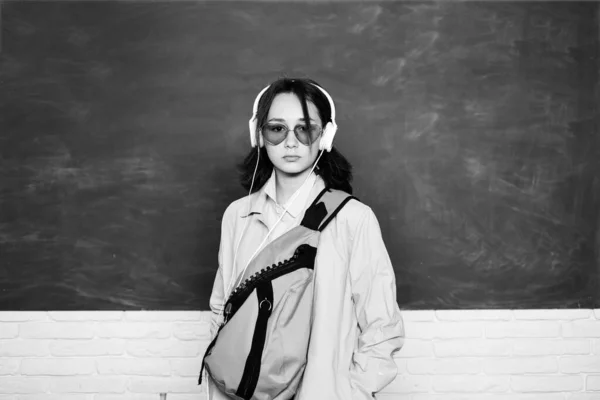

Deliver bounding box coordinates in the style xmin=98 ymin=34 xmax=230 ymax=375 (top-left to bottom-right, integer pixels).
xmin=262 ymin=170 xmax=317 ymax=245
xmin=208 ymin=171 xmax=404 ymax=400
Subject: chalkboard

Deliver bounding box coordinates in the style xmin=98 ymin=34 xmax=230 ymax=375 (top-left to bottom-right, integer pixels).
xmin=0 ymin=1 xmax=598 ymax=310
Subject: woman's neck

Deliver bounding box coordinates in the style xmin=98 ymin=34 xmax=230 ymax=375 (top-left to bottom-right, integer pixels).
xmin=274 ymin=168 xmax=314 ymax=206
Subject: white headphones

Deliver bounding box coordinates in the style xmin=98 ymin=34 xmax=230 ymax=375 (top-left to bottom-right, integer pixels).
xmin=248 ymin=81 xmax=338 ymax=151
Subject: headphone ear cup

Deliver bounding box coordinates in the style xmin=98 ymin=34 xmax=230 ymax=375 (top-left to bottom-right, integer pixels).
xmin=319 ymin=122 xmax=337 ymax=151
xmin=249 ymin=118 xmax=257 ymax=147
xmin=249 ymin=117 xmax=264 ymax=148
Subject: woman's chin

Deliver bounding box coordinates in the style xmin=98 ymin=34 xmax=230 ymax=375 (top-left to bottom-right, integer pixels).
xmin=274 ymin=165 xmax=312 ymax=177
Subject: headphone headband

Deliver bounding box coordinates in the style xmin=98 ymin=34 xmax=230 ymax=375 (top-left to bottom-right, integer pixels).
xmin=248 ymin=80 xmax=337 ymax=151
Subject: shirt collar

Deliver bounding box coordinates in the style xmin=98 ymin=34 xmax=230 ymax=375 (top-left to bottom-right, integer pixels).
xmin=263 ymin=170 xmax=318 ymax=218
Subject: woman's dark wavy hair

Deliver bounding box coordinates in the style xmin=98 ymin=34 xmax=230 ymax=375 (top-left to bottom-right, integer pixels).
xmin=238 ymin=77 xmax=353 ymax=194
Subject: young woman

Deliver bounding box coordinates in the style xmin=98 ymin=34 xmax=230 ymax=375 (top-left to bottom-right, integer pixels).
xmin=207 ymin=77 xmax=404 ymax=399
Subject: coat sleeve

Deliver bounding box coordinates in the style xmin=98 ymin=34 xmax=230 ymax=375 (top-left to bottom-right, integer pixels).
xmin=348 ymin=207 xmax=405 ymax=399
xmin=208 ymin=203 xmax=236 ymax=338
xmin=207 ymin=205 xmax=235 ymax=400
xmin=208 ymin=221 xmax=226 ymax=338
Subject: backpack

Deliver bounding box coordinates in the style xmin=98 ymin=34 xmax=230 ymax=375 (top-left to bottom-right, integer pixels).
xmin=199 ymin=187 xmax=357 ymax=400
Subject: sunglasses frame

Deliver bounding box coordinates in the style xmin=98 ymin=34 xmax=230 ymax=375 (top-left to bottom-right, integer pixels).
xmin=260 ymin=122 xmax=323 ymax=146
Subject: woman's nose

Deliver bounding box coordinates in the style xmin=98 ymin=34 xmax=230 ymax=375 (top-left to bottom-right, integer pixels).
xmin=284 ymin=128 xmax=298 ymax=148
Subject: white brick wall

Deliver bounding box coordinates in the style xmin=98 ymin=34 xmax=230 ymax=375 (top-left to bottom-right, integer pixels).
xmin=0 ymin=310 xmax=599 ymax=399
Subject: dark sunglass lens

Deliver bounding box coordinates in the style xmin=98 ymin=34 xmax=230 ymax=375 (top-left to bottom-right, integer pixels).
xmin=293 ymin=124 xmax=321 ymax=145
xmin=309 ymin=125 xmax=322 ymax=139
xmin=263 ymin=123 xmax=286 ymax=144
xmin=264 ymin=123 xmax=285 ymax=134
xmin=294 ymin=129 xmax=310 ymax=145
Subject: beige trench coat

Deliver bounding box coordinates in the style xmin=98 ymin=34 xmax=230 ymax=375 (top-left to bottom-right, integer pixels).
xmin=208 ymin=173 xmax=404 ymax=400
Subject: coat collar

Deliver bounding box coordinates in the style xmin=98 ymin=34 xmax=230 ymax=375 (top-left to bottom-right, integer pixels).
xmin=264 ymin=170 xmax=318 ymax=218
xmin=241 ymin=170 xmax=322 ymax=222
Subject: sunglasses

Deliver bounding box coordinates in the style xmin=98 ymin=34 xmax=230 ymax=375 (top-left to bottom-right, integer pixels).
xmin=261 ymin=122 xmax=322 ymax=146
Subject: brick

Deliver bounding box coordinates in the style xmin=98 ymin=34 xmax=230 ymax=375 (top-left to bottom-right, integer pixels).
xmin=562 ymin=320 xmax=600 ymax=338
xmin=0 ymin=378 xmax=49 ymax=393
xmin=513 ymin=309 xmax=592 ymax=320
xmin=409 ymin=395 xmax=565 ymax=400
xmin=0 ymin=324 xmax=19 ymax=339
xmin=0 ymin=312 xmax=48 ymax=322
xmin=594 ymin=310 xmax=600 ymax=319
xmin=402 ymin=311 xmax=435 ymax=322
xmin=19 ymin=323 xmax=94 ymax=339
xmin=95 ymin=323 xmax=170 ymax=339
xmin=432 ymin=375 xmax=509 ymax=392
xmin=587 ymin=375 xmax=600 ymax=391
xmin=48 ymin=377 xmax=127 ymax=393
xmin=0 ymin=359 xmax=20 ymax=375
xmin=435 ymin=310 xmax=512 ymax=321
xmin=17 ymin=396 xmax=90 ymax=400
xmin=92 ymin=396 xmax=134 ymax=400
xmin=407 ymin=358 xmax=481 ymax=374
xmin=594 ymin=339 xmax=600 ymax=355
xmin=21 ymin=358 xmax=95 ymax=376
xmin=377 ymin=374 xmax=431 ymax=393
xmin=0 ymin=340 xmax=49 ymax=357
xmin=171 ymin=358 xmax=203 ymax=377
xmin=483 ymin=357 xmax=558 ymax=374
xmin=560 ymin=356 xmax=600 ymax=373
xmin=126 ymin=340 xmax=201 ymax=357
xmin=567 ymin=394 xmax=600 ymax=400
xmin=157 ymin=395 xmax=208 ymax=400
xmin=172 ymin=323 xmax=211 ymax=341
xmin=127 ymin=377 xmax=202 ymax=394
xmin=395 ymin=339 xmax=434 ymax=358
xmin=48 ymin=311 xmax=123 ymax=321
xmin=97 ymin=358 xmax=170 ymax=376
xmin=485 ymin=321 xmax=560 ymax=338
xmin=93 ymin=396 xmax=172 ymax=400
xmin=513 ymin=339 xmax=590 ymax=356
xmin=167 ymin=378 xmax=205 ymax=393
xmin=125 ymin=311 xmax=204 ymax=322
xmin=407 ymin=322 xmax=483 ymax=339
xmin=511 ymin=375 xmax=583 ymax=392
xmin=49 ymin=339 xmax=126 ymax=357
xmin=434 ymin=339 xmax=511 ymax=357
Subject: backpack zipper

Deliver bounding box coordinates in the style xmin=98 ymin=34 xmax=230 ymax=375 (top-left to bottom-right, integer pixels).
xmin=224 ymin=244 xmax=316 ymax=323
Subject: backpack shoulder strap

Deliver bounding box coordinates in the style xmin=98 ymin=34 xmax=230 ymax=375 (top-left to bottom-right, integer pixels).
xmin=300 ymin=187 xmax=359 ymax=232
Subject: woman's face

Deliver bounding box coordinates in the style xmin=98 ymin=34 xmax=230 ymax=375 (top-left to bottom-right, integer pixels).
xmin=263 ymin=92 xmax=322 ymax=178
